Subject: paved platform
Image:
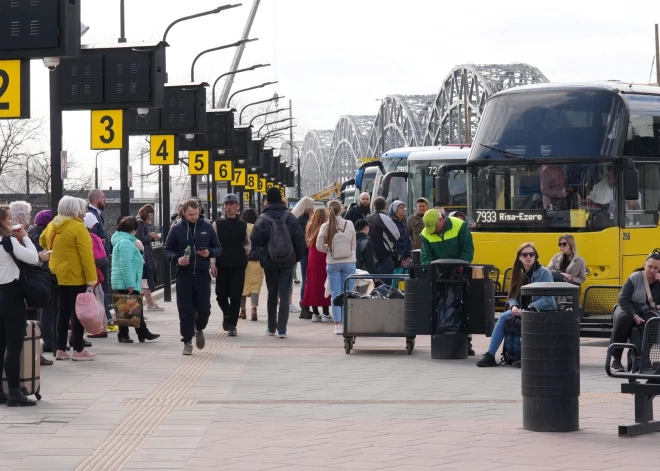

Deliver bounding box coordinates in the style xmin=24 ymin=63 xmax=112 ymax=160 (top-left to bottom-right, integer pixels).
xmin=0 ymin=280 xmax=658 ymax=471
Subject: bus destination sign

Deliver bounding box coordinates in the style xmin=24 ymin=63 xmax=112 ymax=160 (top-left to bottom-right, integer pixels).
xmin=475 ymin=209 xmax=545 ymax=225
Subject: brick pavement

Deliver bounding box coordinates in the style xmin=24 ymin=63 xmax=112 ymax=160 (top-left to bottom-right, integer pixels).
xmin=0 ymin=277 xmax=658 ymax=471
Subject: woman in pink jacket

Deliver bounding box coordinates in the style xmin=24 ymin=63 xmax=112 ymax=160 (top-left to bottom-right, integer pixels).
xmin=84 ymin=214 xmax=111 ymax=338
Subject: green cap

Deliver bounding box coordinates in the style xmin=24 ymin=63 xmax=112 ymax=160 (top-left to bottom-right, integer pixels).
xmin=423 ymin=209 xmax=441 ymax=231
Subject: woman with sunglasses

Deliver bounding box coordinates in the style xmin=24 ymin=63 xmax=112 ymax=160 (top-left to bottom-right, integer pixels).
xmin=547 ymin=234 xmax=586 ymax=286
xmin=609 ymin=252 xmax=660 ymax=372
xmin=477 ymin=242 xmax=556 ymax=367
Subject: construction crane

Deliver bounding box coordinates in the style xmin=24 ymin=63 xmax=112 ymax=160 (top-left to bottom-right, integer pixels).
xmin=311 ymin=182 xmax=341 ymax=201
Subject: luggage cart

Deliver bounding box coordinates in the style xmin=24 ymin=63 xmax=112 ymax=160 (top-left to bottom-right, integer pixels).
xmin=342 ymin=274 xmax=415 ymax=354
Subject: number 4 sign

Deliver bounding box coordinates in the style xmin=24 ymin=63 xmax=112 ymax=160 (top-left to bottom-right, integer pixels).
xmin=150 ymin=135 xmax=177 ymax=165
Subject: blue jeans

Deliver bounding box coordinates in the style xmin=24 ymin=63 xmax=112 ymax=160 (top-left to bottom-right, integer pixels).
xmin=487 ymin=309 xmax=513 ymax=356
xmin=300 ymin=253 xmax=308 ymax=301
xmin=376 ymin=256 xmax=395 ymax=287
xmin=327 ymin=262 xmax=356 ymax=322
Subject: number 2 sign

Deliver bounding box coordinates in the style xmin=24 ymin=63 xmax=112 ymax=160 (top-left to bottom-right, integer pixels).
xmin=0 ymin=60 xmax=30 ymax=120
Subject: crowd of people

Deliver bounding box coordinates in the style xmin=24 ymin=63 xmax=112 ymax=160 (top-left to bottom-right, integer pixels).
xmin=0 ymin=183 xmax=655 ymax=406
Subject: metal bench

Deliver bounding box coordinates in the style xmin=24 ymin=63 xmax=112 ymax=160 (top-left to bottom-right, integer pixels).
xmin=606 ymin=317 xmax=660 ymax=437
xmin=579 ymin=285 xmax=620 ymax=337
xmin=494 ymin=267 xmax=511 ymax=311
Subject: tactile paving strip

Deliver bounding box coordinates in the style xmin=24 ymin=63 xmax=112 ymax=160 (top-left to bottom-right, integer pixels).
xmin=74 ymin=321 xmax=244 ymax=471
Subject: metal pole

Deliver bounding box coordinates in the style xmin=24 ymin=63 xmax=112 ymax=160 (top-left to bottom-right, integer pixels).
xmin=206 ymin=175 xmax=211 ymax=217
xmin=95 ymin=167 xmax=99 ymax=189
xmin=380 ymin=101 xmax=384 ymax=156
xmin=119 ymin=0 xmax=126 ymax=43
xmin=162 ymin=165 xmax=171 ymax=302
xmin=158 ymin=166 xmax=162 ymax=227
xmin=656 ymin=24 xmax=660 ymax=85
xmin=212 ymin=165 xmax=218 ymax=221
xmin=297 ymin=148 xmax=301 ymax=198
xmin=119 ymin=110 xmax=130 ymax=216
xmin=463 ymin=68 xmax=470 ymax=144
xmin=217 ymin=0 xmax=261 ymax=107
xmin=25 ymin=168 xmax=29 ymax=197
xmin=190 ymin=153 xmax=197 ymax=197
xmin=49 ymin=72 xmax=63 ymax=214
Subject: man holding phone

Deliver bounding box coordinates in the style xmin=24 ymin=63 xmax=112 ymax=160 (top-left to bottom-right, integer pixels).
xmin=163 ymin=199 xmax=222 ymax=355
xmin=210 ymin=194 xmax=250 ymax=337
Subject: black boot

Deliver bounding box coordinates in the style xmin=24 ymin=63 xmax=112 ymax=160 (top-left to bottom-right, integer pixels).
xmin=0 ymin=388 xmax=6 ymax=404
xmin=7 ymin=388 xmax=36 ymax=407
xmin=138 ymin=332 xmax=160 ymax=343
xmin=299 ymin=305 xmax=312 ymax=320
xmin=118 ymin=335 xmax=134 ymax=343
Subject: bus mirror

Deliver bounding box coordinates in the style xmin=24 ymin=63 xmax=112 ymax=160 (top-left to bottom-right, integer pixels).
xmin=623 ymin=167 xmax=639 ymax=201
xmin=435 ymin=174 xmax=450 ymax=206
xmin=355 ymin=168 xmax=364 ymax=190
xmin=381 ymin=171 xmax=408 ymax=200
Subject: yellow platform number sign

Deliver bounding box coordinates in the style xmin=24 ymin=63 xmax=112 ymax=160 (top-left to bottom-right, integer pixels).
xmin=0 ymin=60 xmax=28 ymax=119
xmin=266 ymin=181 xmax=274 ymax=191
xmin=259 ymin=178 xmax=267 ymax=194
xmin=215 ymin=160 xmax=233 ymax=181
xmin=246 ymin=173 xmax=258 ymax=191
xmin=279 ymin=186 xmax=285 ymax=198
xmin=231 ymin=167 xmax=246 ymax=187
xmin=188 ymin=151 xmax=209 ymax=175
xmin=91 ymin=109 xmax=123 ymax=149
xmin=150 ymin=135 xmax=176 ymax=165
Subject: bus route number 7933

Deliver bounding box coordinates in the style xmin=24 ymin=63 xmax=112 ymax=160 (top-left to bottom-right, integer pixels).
xmin=476 ymin=210 xmax=497 ymax=223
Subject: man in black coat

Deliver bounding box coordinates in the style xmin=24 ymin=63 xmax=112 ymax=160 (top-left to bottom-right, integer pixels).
xmin=210 ymin=194 xmax=251 ymax=337
xmin=164 ymin=199 xmax=222 ymax=355
xmin=251 ymin=188 xmax=306 ymax=337
xmin=87 ymin=189 xmax=113 ymax=327
xmin=344 ymin=192 xmax=371 ymax=225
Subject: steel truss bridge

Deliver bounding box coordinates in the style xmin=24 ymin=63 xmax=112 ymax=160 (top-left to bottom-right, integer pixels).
xmin=297 ymin=63 xmax=549 ymax=194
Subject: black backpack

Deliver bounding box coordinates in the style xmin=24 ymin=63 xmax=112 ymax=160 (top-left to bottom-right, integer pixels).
xmin=501 ymin=315 xmax=521 ymax=365
xmin=1 ymin=236 xmax=54 ymax=308
xmin=261 ymin=213 xmax=295 ymax=264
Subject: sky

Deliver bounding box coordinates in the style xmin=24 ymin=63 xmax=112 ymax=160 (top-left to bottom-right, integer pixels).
xmin=22 ymin=0 xmax=660 ymax=198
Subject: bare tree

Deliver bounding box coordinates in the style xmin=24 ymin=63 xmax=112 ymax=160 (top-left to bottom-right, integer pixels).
xmin=0 ymin=118 xmax=47 ymax=180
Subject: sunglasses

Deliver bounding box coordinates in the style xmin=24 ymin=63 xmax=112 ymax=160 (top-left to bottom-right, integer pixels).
xmin=520 ymin=252 xmax=536 ymax=258
xmin=558 ymin=242 xmax=568 ymax=247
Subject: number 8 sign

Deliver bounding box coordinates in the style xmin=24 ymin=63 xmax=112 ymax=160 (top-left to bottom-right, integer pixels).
xmin=246 ymin=173 xmax=258 ymax=190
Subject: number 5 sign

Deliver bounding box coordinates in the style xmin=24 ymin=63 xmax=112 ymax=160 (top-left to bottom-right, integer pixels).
xmin=188 ymin=151 xmax=209 ymax=175
xmin=91 ymin=110 xmax=123 ymax=149
xmin=0 ymin=60 xmax=30 ymax=120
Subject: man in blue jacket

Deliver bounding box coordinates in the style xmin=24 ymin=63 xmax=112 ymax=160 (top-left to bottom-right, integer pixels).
xmin=163 ymin=199 xmax=222 ymax=355
xmin=251 ymin=188 xmax=305 ymax=338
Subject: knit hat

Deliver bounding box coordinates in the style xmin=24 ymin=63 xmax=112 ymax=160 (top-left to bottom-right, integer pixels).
xmin=389 ymin=200 xmax=405 ymax=214
xmin=423 ymin=209 xmax=441 ymax=231
xmin=266 ymin=187 xmax=282 ymax=203
xmin=34 ymin=210 xmax=53 ymax=226
xmin=83 ymin=213 xmax=98 ymax=229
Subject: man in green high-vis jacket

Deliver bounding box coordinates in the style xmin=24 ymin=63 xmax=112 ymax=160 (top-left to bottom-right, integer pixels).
xmin=420 ymin=209 xmax=474 ymax=265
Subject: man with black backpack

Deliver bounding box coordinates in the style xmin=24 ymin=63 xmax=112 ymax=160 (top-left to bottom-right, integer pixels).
xmin=251 ymin=188 xmax=305 ymax=338
xmin=354 ymin=219 xmax=377 ymax=274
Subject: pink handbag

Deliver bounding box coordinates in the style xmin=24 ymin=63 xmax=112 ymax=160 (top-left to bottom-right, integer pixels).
xmin=75 ymin=288 xmax=105 ymax=335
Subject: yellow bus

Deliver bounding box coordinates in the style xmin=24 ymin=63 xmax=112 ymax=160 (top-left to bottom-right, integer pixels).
xmin=465 ymin=82 xmax=660 ymax=288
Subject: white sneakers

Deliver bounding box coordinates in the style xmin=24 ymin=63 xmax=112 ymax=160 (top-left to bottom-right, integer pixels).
xmin=312 ymin=314 xmax=322 ymax=322
xmin=321 ymin=314 xmax=333 ymax=323
xmin=289 ymin=304 xmax=301 ymax=313
xmin=333 ymin=324 xmax=344 ymax=335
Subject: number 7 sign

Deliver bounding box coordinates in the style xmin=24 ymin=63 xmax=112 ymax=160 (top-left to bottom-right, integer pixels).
xmin=231 ymin=167 xmax=246 ymax=187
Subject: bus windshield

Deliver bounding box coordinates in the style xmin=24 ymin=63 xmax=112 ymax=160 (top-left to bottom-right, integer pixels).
xmin=470 ymin=89 xmax=625 ymax=161
xmin=383 ymin=157 xmax=408 ymax=173
xmin=408 ymin=160 xmax=467 ymax=210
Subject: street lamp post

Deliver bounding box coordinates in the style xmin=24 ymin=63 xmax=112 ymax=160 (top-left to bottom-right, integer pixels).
xmin=163 ymin=4 xmax=242 ymax=43
xmin=257 ymin=117 xmax=293 ymax=137
xmin=248 ymin=107 xmax=289 ymax=127
xmin=239 ymin=93 xmax=283 ymax=124
xmin=190 ymin=38 xmax=257 ymax=82
xmin=227 ymin=82 xmax=278 ymax=108
xmin=95 ymin=149 xmax=110 ymax=189
xmin=264 ymin=125 xmax=296 ymax=141
xmin=212 ymin=64 xmax=270 ymax=106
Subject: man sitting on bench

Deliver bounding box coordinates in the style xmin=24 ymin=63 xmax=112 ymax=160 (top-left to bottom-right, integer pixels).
xmin=609 ymin=251 xmax=660 ymax=372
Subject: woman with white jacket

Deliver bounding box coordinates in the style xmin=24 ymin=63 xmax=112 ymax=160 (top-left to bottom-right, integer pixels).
xmin=0 ymin=205 xmax=39 ymax=406
xmin=317 ymin=200 xmax=357 ymax=335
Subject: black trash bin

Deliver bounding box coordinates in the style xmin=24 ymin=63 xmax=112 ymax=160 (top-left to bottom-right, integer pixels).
xmin=520 ymin=282 xmax=581 ymax=432
xmin=430 ymin=259 xmax=470 ymax=359
xmin=466 ymin=264 xmax=495 ymax=337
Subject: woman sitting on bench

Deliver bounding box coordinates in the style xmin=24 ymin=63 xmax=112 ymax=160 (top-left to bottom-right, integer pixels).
xmin=610 ymin=252 xmax=660 ymax=372
xmin=547 ymin=234 xmax=586 ymax=286
xmin=477 ymin=242 xmax=556 ymax=368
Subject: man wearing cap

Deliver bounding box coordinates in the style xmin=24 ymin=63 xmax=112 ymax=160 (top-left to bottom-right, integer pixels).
xmin=407 ymin=197 xmax=429 ymax=251
xmin=210 ymin=194 xmax=251 ymax=337
xmin=251 ymin=188 xmax=305 ymax=338
xmin=420 ymin=209 xmax=474 ymax=265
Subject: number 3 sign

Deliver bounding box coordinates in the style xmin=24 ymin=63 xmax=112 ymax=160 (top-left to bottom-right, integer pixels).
xmin=91 ymin=110 xmax=123 ymax=149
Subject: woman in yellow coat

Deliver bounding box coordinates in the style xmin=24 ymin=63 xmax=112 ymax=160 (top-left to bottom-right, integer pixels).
xmin=240 ymin=209 xmax=264 ymax=322
xmin=40 ymin=197 xmax=97 ymax=361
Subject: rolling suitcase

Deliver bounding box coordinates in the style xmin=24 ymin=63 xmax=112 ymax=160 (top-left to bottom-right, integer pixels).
xmin=2 ymin=321 xmax=42 ymax=400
